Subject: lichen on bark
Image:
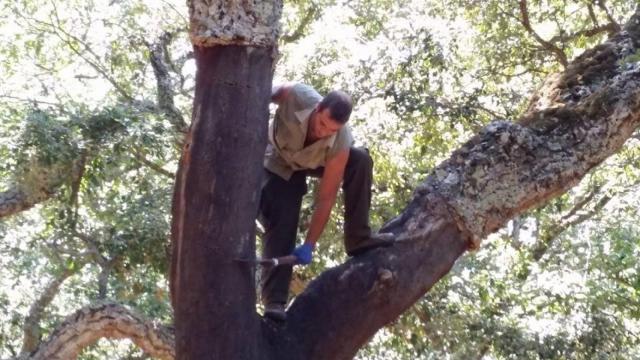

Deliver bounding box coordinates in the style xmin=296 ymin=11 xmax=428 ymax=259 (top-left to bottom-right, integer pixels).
xmin=188 ymin=0 xmax=283 ymax=47
xmin=420 ymin=26 xmax=640 ymax=248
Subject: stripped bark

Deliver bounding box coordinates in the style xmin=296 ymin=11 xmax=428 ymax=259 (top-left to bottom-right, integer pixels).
xmin=170 ymin=1 xmax=283 ymax=359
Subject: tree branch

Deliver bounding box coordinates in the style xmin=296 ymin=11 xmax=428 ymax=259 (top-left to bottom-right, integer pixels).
xmin=532 ymin=192 xmax=612 ymax=261
xmin=133 ymin=151 xmax=175 ymax=179
xmin=263 ymin=9 xmax=640 ymax=359
xmin=0 ymin=154 xmax=85 ymax=219
xmin=588 ymin=3 xmax=600 ymax=27
xmin=548 ymin=23 xmax=620 ymax=44
xmin=280 ymin=4 xmax=318 ymax=44
xmin=46 ymin=1 xmax=134 ymax=102
xmin=518 ymin=0 xmax=569 ymax=67
xmin=18 ymin=303 xmax=174 ymax=360
xmin=20 ymin=266 xmax=83 ymax=355
xmin=146 ymin=32 xmax=188 ymax=133
xmin=597 ymin=0 xmax=621 ymax=32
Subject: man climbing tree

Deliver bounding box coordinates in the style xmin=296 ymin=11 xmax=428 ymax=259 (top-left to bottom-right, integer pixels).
xmin=260 ymin=83 xmax=394 ymax=320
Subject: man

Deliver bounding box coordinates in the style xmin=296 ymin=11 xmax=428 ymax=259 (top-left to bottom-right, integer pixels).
xmin=259 ymin=82 xmax=394 ymax=321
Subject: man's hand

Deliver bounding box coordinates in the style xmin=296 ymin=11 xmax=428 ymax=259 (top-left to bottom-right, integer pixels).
xmin=293 ymin=243 xmax=315 ymax=265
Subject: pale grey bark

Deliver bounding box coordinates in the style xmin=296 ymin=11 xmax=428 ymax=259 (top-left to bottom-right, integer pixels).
xmin=0 ymin=156 xmax=84 ymax=219
xmin=188 ymin=0 xmax=283 ymax=46
xmin=427 ymin=13 xmax=640 ymax=247
xmin=16 ymin=303 xmax=174 ymax=360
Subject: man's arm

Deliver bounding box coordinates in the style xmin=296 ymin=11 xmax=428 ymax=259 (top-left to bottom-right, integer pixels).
xmin=271 ymin=83 xmax=294 ymax=104
xmin=303 ymin=149 xmax=350 ymax=248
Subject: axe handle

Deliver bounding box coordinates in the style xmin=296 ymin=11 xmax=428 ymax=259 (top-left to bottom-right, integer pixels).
xmin=238 ymin=255 xmax=299 ymax=266
xmin=272 ymin=255 xmax=298 ymax=266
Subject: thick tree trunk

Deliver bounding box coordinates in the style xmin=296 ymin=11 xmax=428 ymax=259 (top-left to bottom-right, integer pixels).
xmin=170 ymin=1 xmax=281 ymax=359
xmin=169 ymin=45 xmax=273 ymax=359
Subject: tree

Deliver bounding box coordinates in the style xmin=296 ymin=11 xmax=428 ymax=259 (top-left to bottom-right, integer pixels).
xmin=0 ymin=2 xmax=634 ymax=358
xmin=170 ymin=2 xmax=640 ymax=360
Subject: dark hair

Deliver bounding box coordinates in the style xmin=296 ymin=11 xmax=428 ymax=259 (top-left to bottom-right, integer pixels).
xmin=317 ymin=90 xmax=352 ymax=124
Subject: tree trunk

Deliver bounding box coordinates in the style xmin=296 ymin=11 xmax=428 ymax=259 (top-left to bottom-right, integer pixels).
xmin=170 ymin=44 xmax=273 ymax=359
xmin=170 ymin=1 xmax=281 ymax=359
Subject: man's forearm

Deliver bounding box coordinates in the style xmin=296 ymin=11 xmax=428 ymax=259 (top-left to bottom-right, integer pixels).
xmin=304 ymin=197 xmax=336 ymax=247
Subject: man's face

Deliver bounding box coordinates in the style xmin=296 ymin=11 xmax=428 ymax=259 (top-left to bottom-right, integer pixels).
xmin=310 ymin=107 xmax=343 ymax=139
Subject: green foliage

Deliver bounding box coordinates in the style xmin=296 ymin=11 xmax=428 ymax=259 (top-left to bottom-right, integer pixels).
xmin=1 ymin=0 xmax=640 ymax=359
xmin=0 ymin=0 xmax=185 ymax=356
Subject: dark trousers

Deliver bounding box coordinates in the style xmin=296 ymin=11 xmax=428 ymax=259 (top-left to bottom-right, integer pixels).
xmin=258 ymin=147 xmax=373 ymax=305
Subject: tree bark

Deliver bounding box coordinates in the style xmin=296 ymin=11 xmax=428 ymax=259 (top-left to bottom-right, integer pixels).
xmin=170 ymin=44 xmax=273 ymax=360
xmin=0 ymin=156 xmax=84 ymax=219
xmin=17 ymin=303 xmax=174 ymax=360
xmin=170 ymin=1 xmax=281 ymax=359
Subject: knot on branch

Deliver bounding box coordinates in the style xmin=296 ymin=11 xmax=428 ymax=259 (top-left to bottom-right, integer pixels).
xmin=366 ymin=268 xmax=396 ymax=297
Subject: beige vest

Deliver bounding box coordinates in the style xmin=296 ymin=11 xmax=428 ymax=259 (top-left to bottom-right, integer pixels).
xmin=264 ymin=83 xmax=354 ymax=180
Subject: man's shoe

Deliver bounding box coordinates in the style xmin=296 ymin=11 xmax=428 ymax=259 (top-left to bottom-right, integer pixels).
xmin=264 ymin=303 xmax=286 ymax=321
xmin=346 ymin=232 xmax=395 ymax=257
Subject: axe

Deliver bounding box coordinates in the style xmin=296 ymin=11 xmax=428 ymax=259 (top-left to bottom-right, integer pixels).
xmin=235 ymin=254 xmax=298 ymax=267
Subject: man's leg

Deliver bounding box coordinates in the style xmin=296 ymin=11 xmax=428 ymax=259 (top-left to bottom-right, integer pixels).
xmin=343 ymin=147 xmax=393 ymax=256
xmin=258 ymin=170 xmax=306 ymax=318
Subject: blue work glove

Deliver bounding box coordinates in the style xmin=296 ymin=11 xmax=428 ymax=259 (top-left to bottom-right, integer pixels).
xmin=293 ymin=243 xmax=314 ymax=265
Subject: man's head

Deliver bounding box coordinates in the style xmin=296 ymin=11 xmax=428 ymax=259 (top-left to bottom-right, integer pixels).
xmin=308 ymin=90 xmax=352 ymax=140
xmin=317 ymin=90 xmax=352 ymax=124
